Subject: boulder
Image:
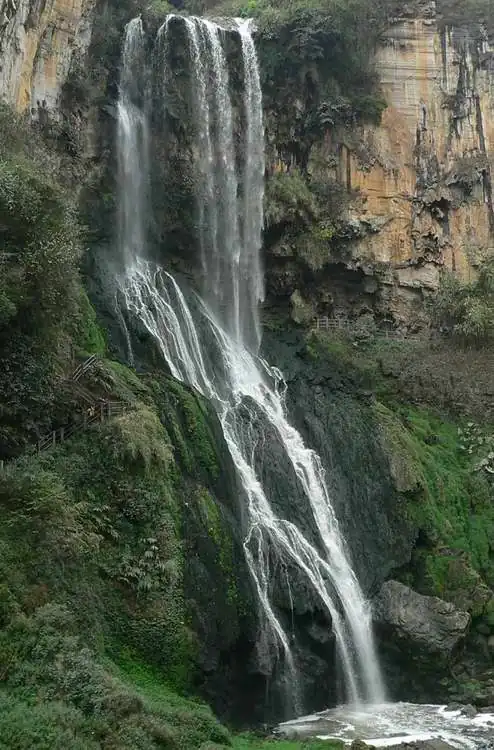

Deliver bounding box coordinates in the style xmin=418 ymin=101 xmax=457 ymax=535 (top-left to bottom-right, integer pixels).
xmin=372 ymin=580 xmax=470 ymax=659
xmin=460 ymin=704 xmax=477 ymax=718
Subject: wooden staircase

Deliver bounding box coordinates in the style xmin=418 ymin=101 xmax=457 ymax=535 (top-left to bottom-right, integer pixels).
xmin=0 ymin=356 xmax=129 ymax=469
xmin=36 ymin=400 xmax=128 ymax=453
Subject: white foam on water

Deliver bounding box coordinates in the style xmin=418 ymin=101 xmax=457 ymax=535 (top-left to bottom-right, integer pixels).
xmin=278 ymin=702 xmax=494 ymax=748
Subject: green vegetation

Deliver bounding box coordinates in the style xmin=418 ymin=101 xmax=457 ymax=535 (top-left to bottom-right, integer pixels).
xmin=0 ymin=358 xmax=250 ymax=747
xmin=2 ymin=0 xmax=494 ymax=735
xmin=232 ymin=737 xmax=342 ymax=750
xmin=0 ymin=97 xmax=252 ymax=747
xmin=75 ymin=289 xmax=107 ymax=356
xmin=431 ymin=258 xmax=494 ymax=345
xmin=373 ymin=403 xmax=494 ymax=589
xmin=0 ymin=613 xmax=230 ymax=749
xmin=0 ymin=104 xmax=88 ymax=455
xmin=310 ymin=331 xmax=494 ymax=621
xmin=437 ymin=0 xmax=494 ymax=36
xmin=264 ymin=169 xmax=318 ymax=229
xmin=252 ymin=0 xmax=390 ymax=134
xmin=264 ymin=168 xmax=353 ymax=268
xmin=211 ymin=0 xmax=392 ymax=40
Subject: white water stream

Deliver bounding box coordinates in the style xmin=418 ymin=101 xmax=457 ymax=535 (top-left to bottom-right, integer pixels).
xmin=117 ymin=13 xmax=383 ymax=708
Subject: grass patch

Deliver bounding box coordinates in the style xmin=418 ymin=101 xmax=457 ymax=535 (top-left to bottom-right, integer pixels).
xmin=232 ymin=735 xmax=343 ymax=749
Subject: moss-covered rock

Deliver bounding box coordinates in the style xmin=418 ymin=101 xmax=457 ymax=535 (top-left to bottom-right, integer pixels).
xmin=0 ymin=357 xmax=257 ymax=729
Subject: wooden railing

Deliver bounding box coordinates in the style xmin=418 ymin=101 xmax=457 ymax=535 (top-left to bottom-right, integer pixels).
xmin=0 ymin=402 xmax=129 ymax=472
xmin=69 ymin=381 xmax=99 ymax=405
xmin=35 ymin=401 xmax=127 ymax=454
xmin=71 ymin=354 xmax=99 ymax=382
xmin=0 ymin=358 xmax=127 ymax=470
xmin=311 ymin=316 xmax=428 ymax=342
xmin=312 ymin=317 xmax=348 ymax=332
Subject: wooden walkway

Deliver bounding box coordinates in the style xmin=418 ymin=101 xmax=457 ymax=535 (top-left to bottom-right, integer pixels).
xmin=71 ymin=353 xmax=99 ymax=382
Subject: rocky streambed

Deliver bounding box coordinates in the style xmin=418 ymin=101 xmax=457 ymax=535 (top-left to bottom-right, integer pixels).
xmin=276 ymin=703 xmax=494 ymax=749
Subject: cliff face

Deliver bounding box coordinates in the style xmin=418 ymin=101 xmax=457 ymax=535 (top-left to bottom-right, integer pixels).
xmin=0 ymin=0 xmax=95 ymax=114
xmin=343 ymin=10 xmax=494 ymax=319
xmin=2 ymin=1 xmax=493 ymax=328
xmin=260 ymin=4 xmax=494 ymax=329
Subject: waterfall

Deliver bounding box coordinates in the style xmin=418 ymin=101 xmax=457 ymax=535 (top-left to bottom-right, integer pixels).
xmin=117 ymin=16 xmax=149 ymax=265
xmin=238 ymin=22 xmax=265 ymax=354
xmin=117 ymin=15 xmax=385 ymax=708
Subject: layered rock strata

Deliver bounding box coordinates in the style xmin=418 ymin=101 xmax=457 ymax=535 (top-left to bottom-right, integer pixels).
xmin=0 ymin=0 xmax=95 ymax=114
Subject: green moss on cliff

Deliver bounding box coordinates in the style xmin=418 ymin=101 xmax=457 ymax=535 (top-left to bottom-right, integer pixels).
xmin=373 ymin=402 xmax=494 ymax=593
xmin=0 ymin=353 xmax=251 ymax=745
xmin=74 ymin=289 xmax=107 ymax=356
xmin=162 ymin=379 xmax=221 ymax=479
xmin=311 ymin=331 xmax=494 ymax=618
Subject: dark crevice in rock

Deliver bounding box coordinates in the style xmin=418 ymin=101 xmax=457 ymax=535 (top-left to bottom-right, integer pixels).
xmin=474 ymin=93 xmax=494 ymax=236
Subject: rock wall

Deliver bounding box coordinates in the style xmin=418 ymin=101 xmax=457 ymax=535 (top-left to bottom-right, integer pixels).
xmin=261 ymin=2 xmax=494 ymax=328
xmin=4 ymin=1 xmax=492 ymax=329
xmin=343 ymin=7 xmax=494 ymax=317
xmin=0 ymin=0 xmax=95 ymax=115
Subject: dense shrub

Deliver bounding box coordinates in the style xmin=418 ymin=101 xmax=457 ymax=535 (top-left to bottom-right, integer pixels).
xmin=0 ymin=105 xmax=86 ymax=455
xmin=264 ymin=169 xmax=318 ymax=229
xmin=0 ymin=360 xmax=249 ymax=747
xmin=0 ymin=694 xmax=97 ymax=750
xmin=430 ymin=257 xmax=494 ymax=345
xmin=0 ymin=604 xmax=230 ymax=749
xmin=437 ymin=0 xmax=493 ymax=35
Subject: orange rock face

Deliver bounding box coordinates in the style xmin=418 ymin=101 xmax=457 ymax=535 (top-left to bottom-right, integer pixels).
xmin=346 ymin=16 xmax=494 ymax=291
xmin=0 ymin=0 xmax=95 ymax=115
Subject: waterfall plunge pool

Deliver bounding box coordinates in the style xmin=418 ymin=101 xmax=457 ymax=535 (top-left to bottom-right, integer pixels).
xmin=277 ymin=702 xmax=494 ymax=748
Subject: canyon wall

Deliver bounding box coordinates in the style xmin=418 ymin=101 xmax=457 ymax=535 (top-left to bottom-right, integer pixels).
xmin=261 ymin=2 xmax=494 ymax=328
xmin=1 ymin=0 xmax=493 ymax=328
xmin=0 ymin=0 xmax=95 ymax=114
xmin=340 ymin=7 xmax=494 ymax=320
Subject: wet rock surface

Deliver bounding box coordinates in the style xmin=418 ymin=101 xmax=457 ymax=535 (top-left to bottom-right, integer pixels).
xmin=262 ymin=329 xmax=417 ymax=595
xmin=372 ymin=580 xmax=471 ymax=658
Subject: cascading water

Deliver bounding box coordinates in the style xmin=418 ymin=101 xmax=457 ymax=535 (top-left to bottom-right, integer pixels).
xmin=117 ymin=16 xmax=149 ymax=266
xmin=117 ymin=15 xmax=385 ymax=709
xmin=237 ymin=21 xmax=265 ymax=353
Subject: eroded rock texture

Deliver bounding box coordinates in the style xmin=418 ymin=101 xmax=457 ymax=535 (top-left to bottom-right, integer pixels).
xmin=346 ymin=11 xmax=494 ymax=318
xmin=0 ymin=0 xmax=95 ymax=114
